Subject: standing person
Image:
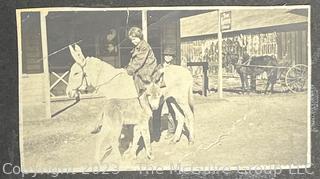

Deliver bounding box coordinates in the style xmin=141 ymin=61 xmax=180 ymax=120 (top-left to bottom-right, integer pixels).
xmin=163 ymin=47 xmax=175 ymax=66
xmin=161 ymin=47 xmax=176 ymax=140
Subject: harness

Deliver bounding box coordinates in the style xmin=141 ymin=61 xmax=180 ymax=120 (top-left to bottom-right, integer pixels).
xmin=82 ymin=71 xmax=89 ymax=93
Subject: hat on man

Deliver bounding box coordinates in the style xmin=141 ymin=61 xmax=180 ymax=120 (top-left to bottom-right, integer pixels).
xmin=163 ymin=47 xmax=176 ymax=56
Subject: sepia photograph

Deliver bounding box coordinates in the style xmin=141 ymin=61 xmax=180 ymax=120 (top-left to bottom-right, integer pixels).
xmin=16 ymin=6 xmax=311 ymax=173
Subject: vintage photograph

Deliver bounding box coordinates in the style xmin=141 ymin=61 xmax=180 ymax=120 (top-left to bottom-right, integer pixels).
xmin=17 ymin=6 xmax=311 ymax=173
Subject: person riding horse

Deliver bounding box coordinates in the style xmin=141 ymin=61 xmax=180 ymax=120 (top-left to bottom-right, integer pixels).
xmin=125 ymin=27 xmax=160 ymax=142
xmin=126 ymin=27 xmax=158 ymax=97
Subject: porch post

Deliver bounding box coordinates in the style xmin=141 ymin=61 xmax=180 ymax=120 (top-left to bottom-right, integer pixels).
xmin=142 ymin=10 xmax=148 ymax=42
xmin=40 ymin=10 xmax=51 ymax=119
xmin=217 ymin=9 xmax=223 ymax=98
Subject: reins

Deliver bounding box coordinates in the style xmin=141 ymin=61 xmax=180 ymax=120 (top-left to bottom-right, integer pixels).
xmin=94 ymin=72 xmax=126 ymax=92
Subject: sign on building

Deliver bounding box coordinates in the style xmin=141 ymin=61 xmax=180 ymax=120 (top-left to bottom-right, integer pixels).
xmin=220 ymin=11 xmax=231 ymax=31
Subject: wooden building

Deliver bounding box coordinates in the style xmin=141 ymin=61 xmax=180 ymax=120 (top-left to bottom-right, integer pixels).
xmin=180 ymin=9 xmax=309 ymax=76
xmin=17 ymin=8 xmax=309 ymax=120
xmin=17 ymin=8 xmax=211 ymax=120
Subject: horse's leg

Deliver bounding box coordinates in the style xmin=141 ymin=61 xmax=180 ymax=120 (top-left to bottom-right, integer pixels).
xmin=242 ymin=68 xmax=249 ymax=93
xmin=140 ymin=119 xmax=153 ymax=160
xmin=180 ymin=103 xmax=195 ymax=145
xmin=239 ymin=72 xmax=245 ymax=93
xmin=170 ymin=103 xmax=184 ymax=144
xmin=94 ymin=112 xmax=108 ymax=163
xmin=123 ymin=125 xmax=141 ymax=159
xmin=95 ymin=129 xmax=108 ymax=164
xmin=270 ymin=69 xmax=278 ymax=94
xmin=245 ymin=75 xmax=250 ymax=93
xmin=109 ymin=124 xmax=122 ymax=161
xmin=265 ymin=80 xmax=270 ymax=94
xmin=250 ymin=74 xmax=257 ymax=92
xmin=137 ymin=99 xmax=153 ymax=159
xmin=151 ymin=100 xmax=164 ymax=142
xmin=266 ymin=68 xmax=275 ymax=94
xmin=95 ymin=119 xmax=115 ymax=163
xmin=97 ymin=112 xmax=122 ymax=163
xmin=164 ymin=100 xmax=176 ymax=139
xmin=91 ymin=110 xmax=104 ymax=134
xmin=270 ymin=73 xmax=276 ymax=94
xmin=270 ymin=82 xmax=275 ymax=94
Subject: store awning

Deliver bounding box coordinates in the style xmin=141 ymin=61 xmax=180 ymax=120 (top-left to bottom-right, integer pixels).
xmin=180 ymin=8 xmax=308 ymax=38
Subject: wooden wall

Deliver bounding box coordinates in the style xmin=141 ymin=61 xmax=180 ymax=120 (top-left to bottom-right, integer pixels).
xmin=20 ymin=12 xmax=48 ymax=120
xmin=20 ymin=74 xmax=47 ymax=120
xmin=180 ymin=24 xmax=308 ymax=76
xmin=277 ymin=30 xmax=308 ymax=65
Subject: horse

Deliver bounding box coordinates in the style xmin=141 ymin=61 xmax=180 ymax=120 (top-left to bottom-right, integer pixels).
xmin=144 ymin=64 xmax=195 ymax=144
xmin=226 ymin=53 xmax=278 ymax=94
xmin=66 ymin=45 xmax=195 ymax=159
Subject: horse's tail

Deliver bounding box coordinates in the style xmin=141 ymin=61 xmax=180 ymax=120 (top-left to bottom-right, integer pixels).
xmin=188 ymin=85 xmax=195 ymax=114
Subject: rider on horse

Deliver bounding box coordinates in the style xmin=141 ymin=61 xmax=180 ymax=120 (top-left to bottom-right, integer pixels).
xmin=125 ymin=26 xmax=158 ymax=135
xmin=126 ymin=27 xmax=158 ymax=96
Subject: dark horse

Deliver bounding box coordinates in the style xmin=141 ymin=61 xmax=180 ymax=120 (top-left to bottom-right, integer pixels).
xmin=225 ymin=53 xmax=278 ymax=93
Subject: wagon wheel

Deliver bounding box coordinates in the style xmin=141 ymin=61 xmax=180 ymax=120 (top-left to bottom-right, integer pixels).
xmin=285 ymin=64 xmax=308 ymax=93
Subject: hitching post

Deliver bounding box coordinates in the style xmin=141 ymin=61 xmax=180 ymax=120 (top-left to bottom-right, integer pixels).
xmin=40 ymin=10 xmax=52 ymax=119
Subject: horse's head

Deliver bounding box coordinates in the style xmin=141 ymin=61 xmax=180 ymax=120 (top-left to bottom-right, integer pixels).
xmin=229 ymin=53 xmax=240 ymax=65
xmin=66 ymin=45 xmax=90 ymax=98
xmin=223 ymin=52 xmax=239 ymax=67
xmin=140 ymin=70 xmax=166 ymax=111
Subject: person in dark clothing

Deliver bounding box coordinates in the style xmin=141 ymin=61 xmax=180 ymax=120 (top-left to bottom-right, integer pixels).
xmin=161 ymin=47 xmax=176 ymax=140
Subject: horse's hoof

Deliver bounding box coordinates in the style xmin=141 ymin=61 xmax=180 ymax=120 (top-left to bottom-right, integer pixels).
xmin=164 ymin=133 xmax=174 ymax=140
xmin=123 ymin=153 xmax=136 ymax=160
xmin=122 ymin=153 xmax=129 ymax=159
xmin=147 ymin=154 xmax=154 ymax=160
xmin=123 ymin=149 xmax=135 ymax=159
xmin=188 ymin=141 xmax=194 ymax=145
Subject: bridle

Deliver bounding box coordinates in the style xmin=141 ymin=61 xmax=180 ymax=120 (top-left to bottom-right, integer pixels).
xmin=70 ymin=63 xmax=90 ymax=94
xmin=82 ymin=71 xmax=89 ymax=93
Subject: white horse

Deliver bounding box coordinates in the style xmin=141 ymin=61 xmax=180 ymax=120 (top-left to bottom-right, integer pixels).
xmin=66 ymin=44 xmax=195 ymax=159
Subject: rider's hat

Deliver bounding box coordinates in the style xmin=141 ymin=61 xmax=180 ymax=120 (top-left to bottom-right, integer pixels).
xmin=163 ymin=47 xmax=176 ymax=56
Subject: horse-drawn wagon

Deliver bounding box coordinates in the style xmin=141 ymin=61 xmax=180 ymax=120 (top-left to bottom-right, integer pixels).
xmin=236 ymin=61 xmax=308 ymax=93
xmin=284 ymin=64 xmax=308 ymax=93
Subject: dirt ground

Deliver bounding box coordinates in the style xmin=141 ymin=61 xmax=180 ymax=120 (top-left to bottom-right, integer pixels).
xmin=21 ymin=91 xmax=309 ymax=172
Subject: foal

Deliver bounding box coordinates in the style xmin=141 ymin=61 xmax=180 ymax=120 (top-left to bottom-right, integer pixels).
xmin=92 ymin=93 xmax=154 ymax=163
